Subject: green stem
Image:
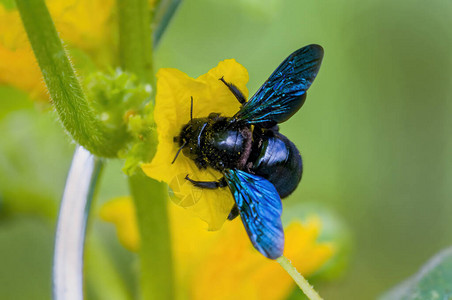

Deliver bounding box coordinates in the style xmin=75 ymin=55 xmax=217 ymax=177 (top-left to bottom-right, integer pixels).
xmin=276 ymin=255 xmax=323 ymax=300
xmin=128 ymin=171 xmax=173 ymax=300
xmin=117 ymin=0 xmax=174 ymax=299
xmin=15 ymin=0 xmax=118 ymax=157
xmin=117 ymin=0 xmax=155 ymax=85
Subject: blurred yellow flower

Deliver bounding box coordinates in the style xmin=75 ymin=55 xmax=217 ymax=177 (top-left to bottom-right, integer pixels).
xmin=141 ymin=59 xmax=249 ymax=230
xmin=0 ymin=0 xmax=115 ymax=100
xmin=100 ymin=197 xmax=335 ymax=300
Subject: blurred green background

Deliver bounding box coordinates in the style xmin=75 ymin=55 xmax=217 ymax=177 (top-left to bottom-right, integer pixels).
xmin=1 ymin=0 xmax=452 ymax=299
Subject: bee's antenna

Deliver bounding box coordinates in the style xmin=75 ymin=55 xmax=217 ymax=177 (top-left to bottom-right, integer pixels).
xmin=171 ymin=140 xmax=187 ymax=164
xmin=190 ymin=96 xmax=194 ymax=121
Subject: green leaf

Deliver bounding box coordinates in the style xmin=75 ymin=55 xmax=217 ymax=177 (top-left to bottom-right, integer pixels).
xmin=381 ymin=247 xmax=452 ymax=300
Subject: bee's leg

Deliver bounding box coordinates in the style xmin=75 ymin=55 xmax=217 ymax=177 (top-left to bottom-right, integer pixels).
xmin=185 ymin=175 xmax=227 ymax=189
xmin=219 ymin=77 xmax=247 ymax=104
xmin=227 ymin=205 xmax=239 ymax=220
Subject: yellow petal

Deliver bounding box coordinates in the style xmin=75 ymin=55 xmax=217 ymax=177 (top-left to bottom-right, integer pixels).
xmin=142 ymin=59 xmax=249 ymax=229
xmin=99 ymin=197 xmax=140 ymax=252
xmin=284 ymin=218 xmax=335 ymax=276
xmin=100 ymin=197 xmax=336 ymax=300
xmin=190 ymin=218 xmax=335 ymax=300
xmin=0 ymin=0 xmax=114 ymax=100
xmin=0 ymin=6 xmax=45 ymax=99
xmin=50 ymin=0 xmax=114 ymax=53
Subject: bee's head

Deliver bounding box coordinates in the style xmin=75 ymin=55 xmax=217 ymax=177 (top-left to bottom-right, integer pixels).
xmin=172 ymin=117 xmax=205 ymax=164
xmin=171 ymin=96 xmax=207 ymax=164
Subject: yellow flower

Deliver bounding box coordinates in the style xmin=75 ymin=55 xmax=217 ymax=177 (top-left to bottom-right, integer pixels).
xmin=100 ymin=197 xmax=336 ymax=300
xmin=98 ymin=196 xmax=140 ymax=252
xmin=141 ymin=60 xmax=249 ymax=230
xmin=0 ymin=0 xmax=115 ymax=100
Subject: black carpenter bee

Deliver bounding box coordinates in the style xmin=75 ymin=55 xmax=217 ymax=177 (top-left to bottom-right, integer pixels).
xmin=172 ymin=45 xmax=324 ymax=259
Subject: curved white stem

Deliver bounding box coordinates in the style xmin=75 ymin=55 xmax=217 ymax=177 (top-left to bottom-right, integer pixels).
xmin=53 ymin=146 xmax=102 ymax=300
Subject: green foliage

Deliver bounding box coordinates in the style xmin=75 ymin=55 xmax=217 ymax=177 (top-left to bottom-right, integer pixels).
xmin=84 ymin=70 xmax=157 ymax=175
xmin=122 ymin=111 xmax=157 ymax=175
xmin=0 ymin=108 xmax=74 ymax=220
xmin=0 ymin=218 xmax=54 ymax=299
xmin=381 ymin=247 xmax=452 ymax=300
xmin=216 ymin=0 xmax=282 ymax=19
xmin=8 ymin=0 xmax=451 ymax=298
xmin=0 ymin=0 xmax=16 ymax=9
xmin=85 ymin=70 xmax=150 ymax=130
xmin=0 ymin=87 xmax=32 ymax=119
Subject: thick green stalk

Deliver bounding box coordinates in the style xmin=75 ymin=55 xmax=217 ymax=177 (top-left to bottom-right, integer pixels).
xmin=118 ymin=0 xmax=155 ymax=85
xmin=129 ymin=172 xmax=173 ymax=300
xmin=15 ymin=0 xmax=117 ymax=157
xmin=118 ymin=0 xmax=174 ymax=299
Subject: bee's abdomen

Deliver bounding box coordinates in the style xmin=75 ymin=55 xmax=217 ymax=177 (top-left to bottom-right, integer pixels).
xmin=250 ymin=131 xmax=302 ymax=198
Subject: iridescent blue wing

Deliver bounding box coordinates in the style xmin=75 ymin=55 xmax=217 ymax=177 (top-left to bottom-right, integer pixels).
xmin=224 ymin=169 xmax=284 ymax=259
xmin=234 ymin=44 xmax=324 ymax=126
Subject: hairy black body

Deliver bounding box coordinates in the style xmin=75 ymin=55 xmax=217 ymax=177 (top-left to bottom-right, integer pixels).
xmin=173 ymin=78 xmax=303 ymax=219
